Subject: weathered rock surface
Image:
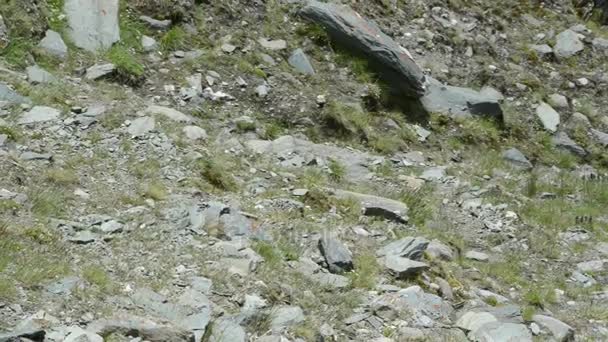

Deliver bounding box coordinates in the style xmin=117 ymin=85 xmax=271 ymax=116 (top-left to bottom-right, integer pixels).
xmin=554 ymin=29 xmax=584 ymax=58
xmin=318 ymin=235 xmax=353 ymax=273
xmin=64 ymin=0 xmax=120 ymax=52
xmin=332 ymin=189 xmax=408 ymax=223
xmin=377 ymin=237 xmax=429 ymax=260
xmin=18 ymin=106 xmax=61 ymax=124
xmin=38 ymin=30 xmax=68 ymax=59
xmin=536 ymin=102 xmax=560 ymax=132
xmin=300 ymin=0 xmax=425 ymax=98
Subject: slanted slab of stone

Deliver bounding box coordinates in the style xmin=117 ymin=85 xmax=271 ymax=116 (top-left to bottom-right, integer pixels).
xmin=318 ymin=235 xmax=353 ymax=273
xmin=536 ymin=102 xmax=560 ymax=132
xmin=382 ymin=255 xmax=429 ymax=278
xmin=420 ymin=77 xmax=503 ymax=120
xmin=332 ymin=189 xmax=408 ymax=223
xmin=0 ymin=83 xmax=30 ymax=104
xmin=144 ymin=105 xmax=194 ymax=123
xmin=532 ymin=315 xmax=574 ymax=342
xmin=38 ymin=30 xmax=68 ymax=59
xmin=554 ymin=29 xmax=584 ymax=58
xmin=246 ymin=135 xmax=382 ymax=182
xmin=300 ymin=0 xmax=425 ymax=98
xmin=469 ymin=322 xmax=533 ymax=342
xmin=64 ymin=0 xmax=120 ymax=52
xmin=18 ymin=106 xmax=61 ymax=124
xmin=376 ymin=237 xmax=429 ymax=260
xmin=88 ymin=314 xmax=191 ymax=342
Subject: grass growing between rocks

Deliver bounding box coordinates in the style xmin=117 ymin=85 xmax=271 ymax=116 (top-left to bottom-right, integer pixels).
xmin=106 ymin=45 xmax=145 ymax=82
xmin=349 ymin=252 xmax=379 ymax=289
xmin=0 ymin=222 xmax=70 ymax=294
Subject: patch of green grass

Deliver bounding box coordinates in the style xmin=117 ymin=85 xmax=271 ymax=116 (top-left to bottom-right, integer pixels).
xmin=369 ymin=134 xmax=403 ymax=154
xmin=160 ymin=26 xmax=187 ymax=52
xmin=322 ymin=101 xmax=370 ymax=140
xmin=100 ymin=111 xmax=124 ymax=130
xmin=236 ymin=59 xmax=267 ymax=78
xmin=401 ymin=184 xmax=436 ymax=227
xmin=45 ymin=167 xmax=79 ymax=185
xmin=261 ymin=122 xmax=283 ymax=140
xmin=522 ymin=306 xmax=536 ymax=321
xmin=27 ymin=81 xmax=75 ymax=108
xmin=296 ymin=23 xmax=329 ymax=46
xmin=198 ymin=158 xmax=238 ymax=191
xmin=23 ymin=226 xmax=57 ymax=245
xmin=524 ymin=287 xmax=556 ymax=308
xmin=0 ymin=200 xmax=21 ymax=214
xmin=328 ymin=158 xmax=346 ymax=182
xmin=484 ymin=296 xmax=499 ymax=307
xmin=262 ymin=0 xmax=285 ymax=37
xmin=457 ymin=117 xmax=501 ymax=146
xmin=106 ymin=45 xmax=145 ymax=79
xmin=253 ymin=241 xmax=282 ymax=266
xmin=0 ymin=125 xmax=21 ymax=141
xmin=349 ymin=252 xmax=379 ymax=289
xmin=0 ymin=38 xmax=33 ymax=69
xmin=142 ymin=180 xmax=167 ymax=201
xmin=29 ymin=188 xmax=72 ymax=218
xmin=0 ymin=277 xmax=16 ymax=301
xmin=131 ymin=159 xmax=161 ymax=179
xmin=82 ymin=265 xmax=113 ymax=292
xmin=236 ymin=119 xmax=256 ymax=133
xmin=335 ymin=51 xmax=375 ymax=84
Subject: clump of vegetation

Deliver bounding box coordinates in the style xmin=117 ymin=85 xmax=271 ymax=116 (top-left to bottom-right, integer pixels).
xmin=349 ymin=252 xmax=379 ymax=289
xmin=322 ymin=101 xmax=370 ymax=140
xmin=83 ymin=265 xmax=114 ymax=292
xmin=160 ymin=26 xmax=187 ymax=52
xmin=457 ymin=117 xmax=502 ymax=146
xmin=45 ymin=167 xmax=79 ymax=185
xmin=106 ymin=45 xmax=145 ymax=82
xmin=142 ymin=180 xmax=167 ymax=201
xmin=328 ymin=159 xmax=346 ymax=182
xmin=401 ymin=184 xmax=436 ymax=226
xmin=198 ymin=158 xmax=238 ymax=191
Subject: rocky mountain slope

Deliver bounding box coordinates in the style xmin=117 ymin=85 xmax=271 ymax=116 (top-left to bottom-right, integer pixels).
xmin=0 ymin=0 xmax=608 ymax=341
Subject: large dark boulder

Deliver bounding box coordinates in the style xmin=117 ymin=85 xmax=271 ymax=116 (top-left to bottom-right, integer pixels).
xmin=300 ymin=0 xmax=426 ymax=98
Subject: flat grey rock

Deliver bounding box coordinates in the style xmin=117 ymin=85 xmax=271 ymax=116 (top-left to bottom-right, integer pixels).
xmin=456 ymin=311 xmax=498 ymax=333
xmin=128 ymin=116 xmax=156 ymax=136
xmin=554 ymin=29 xmax=584 ymax=58
xmin=0 ymin=83 xmax=30 ymax=104
xmin=63 ymin=326 xmax=103 ymax=342
xmin=532 ymin=315 xmax=574 ymax=342
xmin=270 ymin=306 xmax=305 ymax=331
xmin=591 ymin=128 xmax=608 ymax=146
xmin=333 ymin=189 xmax=408 ymax=223
xmin=246 ymin=135 xmax=382 ymax=182
xmin=183 ymin=125 xmax=208 ymax=140
xmin=529 ymin=44 xmax=553 ymax=56
xmin=88 ymin=314 xmax=190 ymax=342
xmin=38 ymin=30 xmax=68 ymax=59
xmin=145 ymin=105 xmax=194 ymax=123
xmin=502 ymin=148 xmax=532 ymax=169
xmin=376 ymin=236 xmax=429 ymax=260
xmin=258 ymin=38 xmax=287 ymax=50
xmin=469 ymin=322 xmax=532 ymax=342
xmin=46 ymin=276 xmax=81 ymax=295
xmin=420 ymin=77 xmax=503 ymax=120
xmin=65 ymin=0 xmax=120 ymax=52
xmin=20 ymin=152 xmax=53 ymax=161
xmin=420 ymin=166 xmax=446 ymax=181
xmin=85 ymin=63 xmax=116 ymax=80
xmin=69 ymin=230 xmax=98 ymax=244
xmin=140 ymin=15 xmax=171 ymax=30
xmin=465 ymin=250 xmax=490 ymax=262
xmin=300 ymin=0 xmax=425 ymax=97
xmin=288 ymin=48 xmax=315 ymax=75
xmin=593 ymin=37 xmax=608 ymax=50
xmin=535 ymin=102 xmax=560 ymax=132
xmin=426 ymin=240 xmax=454 ymax=260
xmin=382 ymin=255 xmax=429 ymax=278
xmin=26 ymin=65 xmax=56 ymax=84
xmin=142 ymin=35 xmax=159 ymax=51
xmin=18 ymin=106 xmax=61 ymax=124
xmin=552 ymin=132 xmax=586 ymax=157
xmin=371 ymin=285 xmax=452 ymax=322
xmin=548 ymin=94 xmax=569 ymax=109
xmin=318 ymin=235 xmax=353 ymax=273
xmin=208 ymin=318 xmax=245 ymax=342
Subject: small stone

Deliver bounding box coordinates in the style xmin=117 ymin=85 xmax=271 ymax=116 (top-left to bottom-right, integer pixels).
xmin=548 ymin=94 xmax=568 ymax=109
xmin=288 ymin=48 xmax=315 ymax=75
xmin=128 ymin=116 xmax=155 ymax=137
xmin=382 ymin=255 xmax=429 ymax=278
xmin=20 ymin=152 xmax=53 ymax=161
xmin=85 ymin=63 xmax=116 ymax=80
xmin=575 ymin=78 xmax=590 ymax=87
xmin=270 ymin=306 xmax=305 ymax=331
xmin=255 ymin=85 xmax=269 ymax=98
xmin=183 ymin=125 xmax=208 ymax=140
xmin=69 ymin=231 xmax=98 ymax=244
xmin=318 ymin=235 xmax=353 ymax=273
xmin=144 ymin=105 xmax=193 ymax=123
xmin=536 ymin=102 xmax=560 ymax=132
xmin=139 ymin=15 xmax=171 ymax=30
xmin=142 ymin=35 xmax=158 ymax=52
xmin=502 ymin=148 xmax=532 ymax=169
xmin=221 ymin=43 xmax=236 ymax=53
xmin=292 ymin=189 xmax=308 ymax=196
xmin=529 ymin=44 xmax=553 ymax=56
xmin=26 ymin=65 xmax=56 ymax=84
xmin=19 ymin=106 xmax=61 ymax=124
xmin=258 ymin=38 xmax=287 ymax=50
xmin=532 ymin=315 xmax=574 ymax=341
xmin=465 ymin=250 xmax=489 ymax=262
xmin=554 ymin=29 xmax=584 ymax=58
xmin=38 ymin=30 xmax=68 ymax=59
